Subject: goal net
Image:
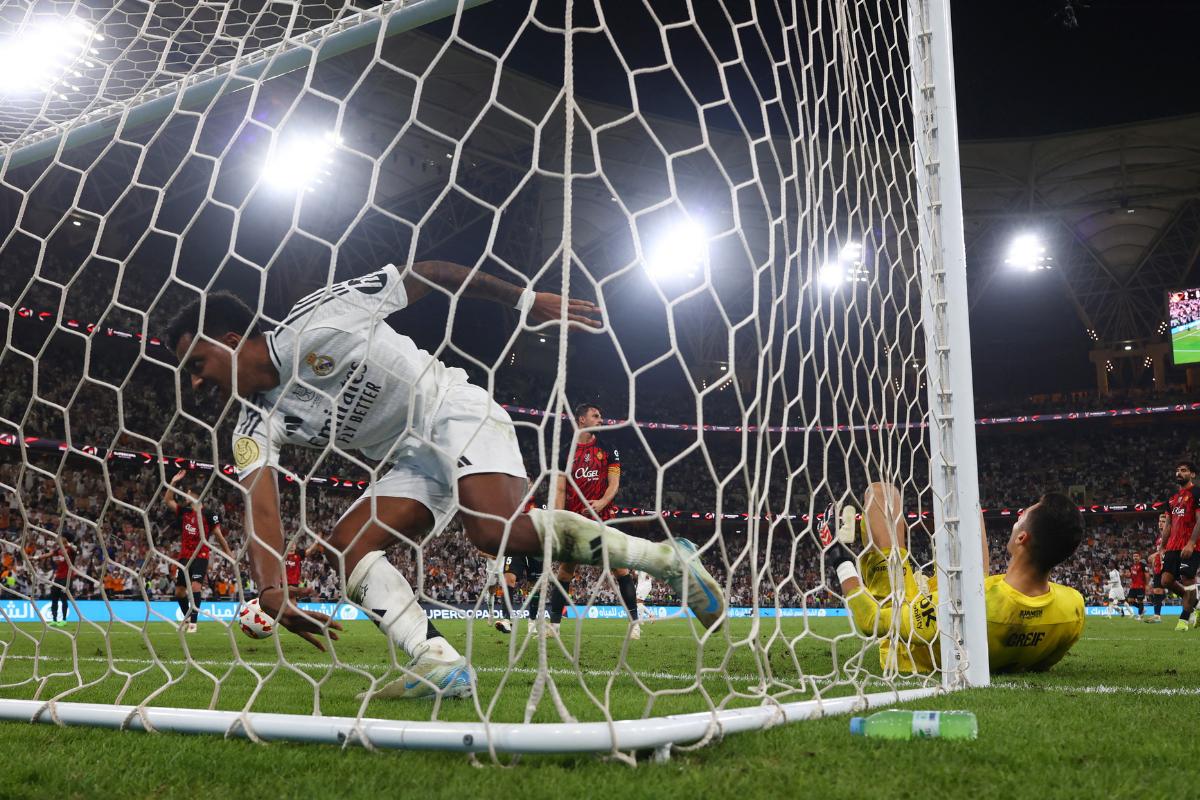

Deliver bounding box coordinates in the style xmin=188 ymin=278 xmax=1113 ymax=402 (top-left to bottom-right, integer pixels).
xmin=0 ymin=0 xmax=985 ymax=758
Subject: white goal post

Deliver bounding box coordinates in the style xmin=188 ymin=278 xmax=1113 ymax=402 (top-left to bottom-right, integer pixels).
xmin=0 ymin=0 xmax=985 ymax=757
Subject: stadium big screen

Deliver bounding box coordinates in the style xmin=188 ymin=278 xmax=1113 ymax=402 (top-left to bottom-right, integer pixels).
xmin=1169 ymin=288 xmax=1200 ymax=365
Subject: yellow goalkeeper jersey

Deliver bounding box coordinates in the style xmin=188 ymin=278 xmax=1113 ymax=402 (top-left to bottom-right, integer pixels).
xmin=847 ymin=553 xmax=1084 ymax=675
xmin=984 ymin=574 xmax=1085 ymax=673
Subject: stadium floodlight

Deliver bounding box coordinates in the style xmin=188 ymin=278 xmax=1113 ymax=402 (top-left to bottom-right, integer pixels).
xmin=261 ymin=131 xmax=341 ymax=192
xmin=0 ymin=16 xmax=98 ymax=97
xmin=820 ymin=240 xmax=867 ymax=289
xmin=819 ymin=262 xmax=844 ymax=287
xmin=1004 ymin=233 xmax=1052 ymax=271
xmin=646 ymin=219 xmax=708 ymax=281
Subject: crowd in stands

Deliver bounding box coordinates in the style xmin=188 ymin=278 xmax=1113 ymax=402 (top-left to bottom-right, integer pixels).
xmin=1170 ymin=296 xmax=1200 ymax=330
xmin=0 ymin=249 xmax=1195 ymax=616
xmin=0 ymin=448 xmax=1177 ymax=614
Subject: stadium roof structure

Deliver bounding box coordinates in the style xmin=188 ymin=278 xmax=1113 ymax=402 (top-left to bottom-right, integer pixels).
xmin=8 ymin=13 xmax=1198 ymax=374
xmin=959 ymin=115 xmax=1200 ymax=346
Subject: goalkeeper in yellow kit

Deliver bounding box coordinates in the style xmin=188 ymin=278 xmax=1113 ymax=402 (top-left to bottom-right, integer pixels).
xmin=831 ymin=482 xmax=1086 ymax=675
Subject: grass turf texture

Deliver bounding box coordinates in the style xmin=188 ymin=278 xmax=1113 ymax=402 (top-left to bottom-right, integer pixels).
xmin=1172 ymin=326 xmax=1200 ymax=364
xmin=0 ymin=615 xmax=1195 ymax=799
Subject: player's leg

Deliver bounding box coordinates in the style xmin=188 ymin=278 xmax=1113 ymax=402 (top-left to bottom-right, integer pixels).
xmin=436 ymin=385 xmax=723 ymax=628
xmin=1161 ymin=555 xmax=1194 ymax=630
xmin=456 ymin=473 xmax=726 ymax=629
xmin=485 ymin=558 xmax=513 ymax=633
xmin=856 ymin=481 xmax=919 ymax=600
xmin=495 ymin=569 xmax=518 ymax=633
xmin=173 ymin=567 xmax=189 ymax=623
xmin=481 ymin=556 xmax=500 ymax=621
xmin=188 ymin=559 xmax=207 ymax=629
xmin=613 ymin=567 xmax=639 ymax=636
xmin=1183 ymin=556 xmax=1200 ymax=627
xmin=635 ymin=570 xmax=653 ymax=621
xmin=189 ymin=578 xmax=203 ymax=629
xmin=173 ymin=563 xmax=197 ymax=629
xmin=547 ymin=562 xmax=576 ymax=627
xmin=50 ymin=585 xmax=65 ymax=625
xmin=326 ymin=493 xmax=472 ymax=700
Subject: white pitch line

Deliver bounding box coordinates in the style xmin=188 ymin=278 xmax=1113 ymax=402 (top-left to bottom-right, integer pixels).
xmin=0 ymin=653 xmax=766 ymax=684
xmin=991 ymin=682 xmax=1200 ymax=696
xmin=0 ymin=653 xmax=933 ymax=693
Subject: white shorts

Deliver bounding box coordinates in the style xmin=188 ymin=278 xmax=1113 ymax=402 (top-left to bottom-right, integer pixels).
xmin=337 ymin=383 xmax=526 ymax=530
xmin=1108 ymin=588 xmax=1125 ymax=602
xmin=636 ymin=570 xmax=653 ymax=601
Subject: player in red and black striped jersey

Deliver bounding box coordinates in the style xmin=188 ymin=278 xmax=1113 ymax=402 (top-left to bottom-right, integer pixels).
xmin=546 ymin=404 xmax=642 ymax=637
xmin=1127 ymin=551 xmax=1147 ymax=618
xmin=1163 ymin=461 xmax=1200 ymax=630
xmin=166 ymin=470 xmax=232 ymax=632
xmin=37 ymin=535 xmax=77 ymax=627
xmin=286 ymin=544 xmax=303 ymax=588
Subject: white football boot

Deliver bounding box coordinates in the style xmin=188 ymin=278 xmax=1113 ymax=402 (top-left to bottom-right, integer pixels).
xmin=361 ymin=640 xmax=474 ymax=700
xmin=662 ymin=538 xmax=725 ymax=630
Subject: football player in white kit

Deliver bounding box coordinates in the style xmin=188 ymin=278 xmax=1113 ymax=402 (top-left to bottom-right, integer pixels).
xmin=167 ymin=261 xmax=726 ymax=700
xmin=1105 ymin=564 xmax=1133 ymax=618
xmin=635 ymin=570 xmax=655 ymax=624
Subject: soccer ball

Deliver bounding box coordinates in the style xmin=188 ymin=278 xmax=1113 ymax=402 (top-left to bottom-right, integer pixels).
xmin=237 ymin=598 xmax=276 ymax=639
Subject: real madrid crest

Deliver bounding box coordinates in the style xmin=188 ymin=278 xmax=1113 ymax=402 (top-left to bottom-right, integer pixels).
xmin=305 ymin=352 xmax=335 ymax=376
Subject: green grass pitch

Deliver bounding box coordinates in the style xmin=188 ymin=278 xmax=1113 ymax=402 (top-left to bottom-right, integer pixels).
xmin=1 ymin=615 xmax=1196 ymax=799
xmin=1172 ymin=327 xmax=1200 ymax=364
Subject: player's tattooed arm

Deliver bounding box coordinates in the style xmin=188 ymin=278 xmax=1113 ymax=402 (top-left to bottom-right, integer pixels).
xmin=404 ymin=260 xmax=601 ymax=327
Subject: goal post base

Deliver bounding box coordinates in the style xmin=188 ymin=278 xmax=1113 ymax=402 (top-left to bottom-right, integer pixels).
xmin=0 ymin=687 xmax=942 ymax=754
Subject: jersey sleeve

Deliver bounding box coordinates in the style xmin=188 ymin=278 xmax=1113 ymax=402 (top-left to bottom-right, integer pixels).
xmin=608 ymin=446 xmax=621 ymax=473
xmin=231 ymin=400 xmax=282 ymax=481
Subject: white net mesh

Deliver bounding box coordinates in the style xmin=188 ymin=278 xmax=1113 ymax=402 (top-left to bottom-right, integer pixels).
xmin=0 ymin=0 xmax=979 ymax=756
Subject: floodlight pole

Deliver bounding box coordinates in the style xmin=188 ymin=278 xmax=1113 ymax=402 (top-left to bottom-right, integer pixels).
xmin=908 ymin=0 xmax=990 ymax=687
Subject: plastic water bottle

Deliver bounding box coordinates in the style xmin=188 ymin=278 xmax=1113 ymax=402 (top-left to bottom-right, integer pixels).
xmin=848 ymin=710 xmax=977 ymax=740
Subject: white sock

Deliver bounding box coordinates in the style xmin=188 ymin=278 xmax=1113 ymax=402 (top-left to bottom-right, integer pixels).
xmin=528 ymin=509 xmax=677 ymax=576
xmin=347 ymin=551 xmax=460 ymax=661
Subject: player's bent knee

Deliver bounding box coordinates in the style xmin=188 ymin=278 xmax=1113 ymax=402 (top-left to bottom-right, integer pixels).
xmin=463 ymin=521 xmax=505 ymax=555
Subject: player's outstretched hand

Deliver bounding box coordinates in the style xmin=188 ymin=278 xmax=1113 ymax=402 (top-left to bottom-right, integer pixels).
xmin=530 ymin=292 xmax=602 ymax=329
xmin=1183 ymin=544 xmax=1195 ymax=559
xmin=260 ymin=586 xmax=343 ymax=652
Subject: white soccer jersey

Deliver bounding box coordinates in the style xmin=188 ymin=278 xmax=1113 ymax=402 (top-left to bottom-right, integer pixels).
xmin=231 ymin=264 xmax=469 ymax=479
xmin=636 ymin=570 xmax=653 ymax=601
xmin=1107 ymin=569 xmax=1123 ymax=592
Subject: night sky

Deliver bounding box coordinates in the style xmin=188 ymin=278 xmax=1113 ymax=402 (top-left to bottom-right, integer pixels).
xmin=951 ymin=1 xmax=1200 ymax=398
xmin=951 ymin=0 xmax=1200 ymax=139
